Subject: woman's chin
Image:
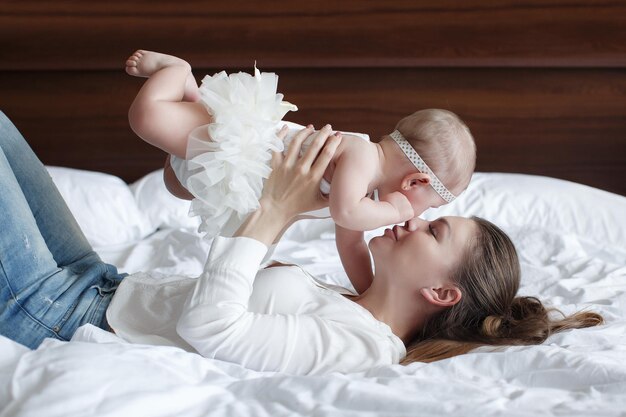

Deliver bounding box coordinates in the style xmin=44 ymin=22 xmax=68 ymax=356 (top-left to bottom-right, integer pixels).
xmin=368 ymin=234 xmax=392 ymax=251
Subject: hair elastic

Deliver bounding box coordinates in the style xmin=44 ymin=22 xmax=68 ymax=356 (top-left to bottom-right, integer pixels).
xmin=389 ymin=130 xmax=456 ymax=203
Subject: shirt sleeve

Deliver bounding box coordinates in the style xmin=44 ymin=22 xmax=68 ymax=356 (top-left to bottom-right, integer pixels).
xmin=176 ymin=236 xmax=398 ymax=375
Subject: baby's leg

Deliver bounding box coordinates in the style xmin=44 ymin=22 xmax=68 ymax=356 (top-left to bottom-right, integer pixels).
xmin=125 ymin=50 xmax=200 ymax=101
xmin=126 ymin=50 xmax=212 ymax=158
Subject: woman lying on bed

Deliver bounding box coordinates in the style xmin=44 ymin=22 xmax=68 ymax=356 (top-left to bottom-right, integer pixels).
xmin=0 ymin=111 xmax=602 ymax=375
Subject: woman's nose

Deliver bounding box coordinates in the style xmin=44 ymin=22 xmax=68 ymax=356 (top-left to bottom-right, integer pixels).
xmin=406 ymin=217 xmax=428 ymax=232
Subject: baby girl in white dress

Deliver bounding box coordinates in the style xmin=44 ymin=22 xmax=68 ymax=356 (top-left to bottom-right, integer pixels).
xmin=125 ymin=50 xmax=476 ymax=293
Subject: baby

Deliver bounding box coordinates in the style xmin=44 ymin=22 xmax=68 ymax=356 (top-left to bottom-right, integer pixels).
xmin=125 ymin=50 xmax=476 ymax=292
xmin=335 ymin=110 xmax=476 ymax=293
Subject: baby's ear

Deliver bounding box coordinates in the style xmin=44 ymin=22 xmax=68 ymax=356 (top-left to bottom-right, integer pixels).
xmin=401 ymin=172 xmax=430 ymax=190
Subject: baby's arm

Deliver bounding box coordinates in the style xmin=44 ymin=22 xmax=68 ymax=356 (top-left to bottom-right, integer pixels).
xmin=336 ymin=224 xmax=373 ymax=294
xmin=329 ymin=150 xmax=414 ymax=231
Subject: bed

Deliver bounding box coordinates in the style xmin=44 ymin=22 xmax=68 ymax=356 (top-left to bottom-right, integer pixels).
xmin=1 ymin=2 xmax=625 ymax=415
xmin=1 ymin=165 xmax=625 ymax=416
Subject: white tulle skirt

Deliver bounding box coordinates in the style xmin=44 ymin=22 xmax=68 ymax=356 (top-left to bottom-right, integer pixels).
xmin=170 ymin=67 xmax=299 ymax=238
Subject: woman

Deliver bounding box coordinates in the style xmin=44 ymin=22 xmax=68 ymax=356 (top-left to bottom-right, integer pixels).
xmin=0 ymin=111 xmax=601 ymax=375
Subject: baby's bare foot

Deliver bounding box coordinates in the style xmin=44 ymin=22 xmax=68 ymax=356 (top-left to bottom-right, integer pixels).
xmin=125 ymin=50 xmax=190 ymax=77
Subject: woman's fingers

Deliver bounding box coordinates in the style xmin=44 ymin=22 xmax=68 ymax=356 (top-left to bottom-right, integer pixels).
xmin=276 ymin=124 xmax=289 ymax=141
xmin=299 ymin=124 xmax=334 ymax=168
xmin=284 ymin=125 xmax=314 ymax=164
xmin=270 ymin=125 xmax=289 ymax=169
xmin=310 ymin=132 xmax=341 ymax=179
xmin=270 ymin=148 xmax=283 ymax=170
xmin=259 ymin=122 xmax=341 ymax=218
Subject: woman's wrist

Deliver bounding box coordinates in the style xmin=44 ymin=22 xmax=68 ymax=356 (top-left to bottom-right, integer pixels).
xmin=259 ymin=196 xmax=295 ymax=223
xmin=233 ymin=200 xmax=292 ymax=247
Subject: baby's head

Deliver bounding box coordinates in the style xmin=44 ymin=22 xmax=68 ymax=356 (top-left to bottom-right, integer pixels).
xmin=386 ymin=109 xmax=476 ymax=214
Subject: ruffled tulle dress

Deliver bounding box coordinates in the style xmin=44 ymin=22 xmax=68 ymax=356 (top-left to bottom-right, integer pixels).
xmin=169 ymin=67 xmax=299 ymax=238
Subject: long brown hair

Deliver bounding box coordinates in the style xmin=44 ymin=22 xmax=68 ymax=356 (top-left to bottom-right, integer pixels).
xmin=401 ymin=217 xmax=603 ymax=364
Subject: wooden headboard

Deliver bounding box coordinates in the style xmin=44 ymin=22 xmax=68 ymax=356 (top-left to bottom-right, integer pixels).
xmin=1 ymin=1 xmax=625 ymax=195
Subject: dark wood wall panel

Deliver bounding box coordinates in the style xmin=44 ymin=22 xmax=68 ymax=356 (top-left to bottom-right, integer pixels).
xmin=1 ymin=1 xmax=624 ymax=195
xmin=1 ymin=67 xmax=624 ymax=194
xmin=1 ymin=1 xmax=625 ymax=70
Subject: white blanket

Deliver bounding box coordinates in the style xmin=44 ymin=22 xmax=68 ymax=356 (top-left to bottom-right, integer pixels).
xmin=1 ymin=170 xmax=625 ymax=416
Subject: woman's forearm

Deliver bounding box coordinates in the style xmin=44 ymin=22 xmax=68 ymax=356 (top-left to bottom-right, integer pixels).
xmin=234 ymin=201 xmax=291 ymax=247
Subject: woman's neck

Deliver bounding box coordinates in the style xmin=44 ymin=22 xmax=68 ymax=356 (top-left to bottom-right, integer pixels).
xmin=351 ymin=277 xmax=429 ymax=344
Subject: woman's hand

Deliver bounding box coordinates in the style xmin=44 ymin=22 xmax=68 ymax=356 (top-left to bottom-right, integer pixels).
xmin=260 ymin=124 xmax=341 ymax=220
xmin=234 ymin=124 xmax=342 ymax=246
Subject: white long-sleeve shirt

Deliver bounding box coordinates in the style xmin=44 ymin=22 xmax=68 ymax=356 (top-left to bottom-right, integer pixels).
xmin=106 ymin=236 xmax=406 ymax=375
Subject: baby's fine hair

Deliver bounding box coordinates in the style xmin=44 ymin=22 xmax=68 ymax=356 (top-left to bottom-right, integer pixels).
xmin=395 ymin=109 xmax=476 ymax=194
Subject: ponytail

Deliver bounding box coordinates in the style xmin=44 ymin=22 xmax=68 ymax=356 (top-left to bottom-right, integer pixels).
xmin=480 ymin=296 xmax=602 ymax=343
xmin=401 ymin=218 xmax=604 ymax=365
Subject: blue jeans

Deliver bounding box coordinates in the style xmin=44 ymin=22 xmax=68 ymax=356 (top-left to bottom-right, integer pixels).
xmin=0 ymin=111 xmax=126 ymax=349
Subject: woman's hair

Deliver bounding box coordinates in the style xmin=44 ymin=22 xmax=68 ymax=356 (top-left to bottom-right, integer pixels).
xmin=401 ymin=217 xmax=604 ymax=364
xmin=395 ymin=109 xmax=476 ymax=195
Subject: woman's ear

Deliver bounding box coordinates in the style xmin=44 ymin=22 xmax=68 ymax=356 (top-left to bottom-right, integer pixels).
xmin=419 ymin=286 xmax=462 ymax=307
xmin=401 ymin=172 xmax=430 ymax=191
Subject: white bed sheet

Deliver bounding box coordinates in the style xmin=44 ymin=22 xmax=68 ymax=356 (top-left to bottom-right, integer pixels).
xmin=1 ymin=171 xmax=625 ymax=416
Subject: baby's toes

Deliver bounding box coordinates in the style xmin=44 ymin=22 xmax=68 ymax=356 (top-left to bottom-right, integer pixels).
xmin=125 ymin=65 xmax=140 ymax=76
xmin=126 ymin=56 xmax=139 ymax=66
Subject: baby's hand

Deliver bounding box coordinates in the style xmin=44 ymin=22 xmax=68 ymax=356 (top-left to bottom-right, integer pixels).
xmin=382 ymin=192 xmax=415 ymax=222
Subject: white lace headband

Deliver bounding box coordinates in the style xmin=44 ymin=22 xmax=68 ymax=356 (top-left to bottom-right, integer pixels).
xmin=389 ymin=130 xmax=456 ymax=203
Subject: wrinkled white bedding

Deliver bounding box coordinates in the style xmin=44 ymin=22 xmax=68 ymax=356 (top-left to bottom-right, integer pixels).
xmin=1 ymin=170 xmax=625 ymax=416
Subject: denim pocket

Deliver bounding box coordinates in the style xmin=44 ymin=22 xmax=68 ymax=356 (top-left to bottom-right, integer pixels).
xmin=51 ymin=267 xmax=119 ymax=340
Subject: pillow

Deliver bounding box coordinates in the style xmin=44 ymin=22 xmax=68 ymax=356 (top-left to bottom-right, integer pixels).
xmin=130 ymin=169 xmax=200 ymax=232
xmin=421 ymin=173 xmax=626 ymax=249
xmin=47 ymin=166 xmax=153 ymax=247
